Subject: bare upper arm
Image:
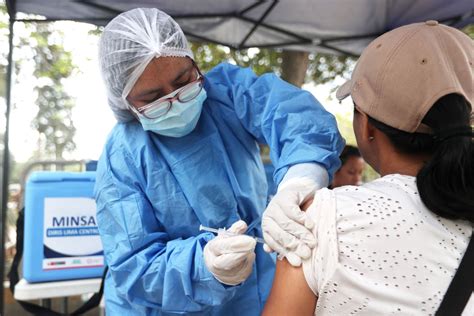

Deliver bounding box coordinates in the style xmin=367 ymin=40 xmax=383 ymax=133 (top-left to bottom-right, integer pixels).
xmin=262 ymin=198 xmax=317 ymax=316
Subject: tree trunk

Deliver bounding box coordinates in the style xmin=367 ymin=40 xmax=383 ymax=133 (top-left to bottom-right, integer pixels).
xmin=280 ymin=50 xmax=310 ymax=88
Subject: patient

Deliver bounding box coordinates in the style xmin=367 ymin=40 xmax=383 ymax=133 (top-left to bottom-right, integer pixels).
xmin=263 ymin=21 xmax=473 ymax=315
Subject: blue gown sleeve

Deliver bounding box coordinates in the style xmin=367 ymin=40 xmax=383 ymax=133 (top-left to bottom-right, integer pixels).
xmin=95 ymin=145 xmax=238 ymax=313
xmin=205 ymin=63 xmax=345 ymax=185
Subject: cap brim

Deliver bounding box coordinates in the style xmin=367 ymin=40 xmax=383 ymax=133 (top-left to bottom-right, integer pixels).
xmin=336 ymin=80 xmax=352 ymax=101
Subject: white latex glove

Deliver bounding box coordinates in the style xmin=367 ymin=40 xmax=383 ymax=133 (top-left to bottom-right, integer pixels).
xmin=204 ymin=220 xmax=256 ymax=286
xmin=262 ymin=176 xmax=322 ymax=267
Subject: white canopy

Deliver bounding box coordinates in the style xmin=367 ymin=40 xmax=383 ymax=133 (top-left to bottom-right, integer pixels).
xmin=7 ymin=0 xmax=474 ymax=56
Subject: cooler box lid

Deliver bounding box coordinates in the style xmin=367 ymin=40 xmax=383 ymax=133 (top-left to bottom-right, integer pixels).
xmin=27 ymin=171 xmax=96 ymax=184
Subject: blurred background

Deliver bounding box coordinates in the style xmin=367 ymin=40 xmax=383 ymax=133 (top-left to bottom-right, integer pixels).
xmin=0 ymin=1 xmax=472 ymax=314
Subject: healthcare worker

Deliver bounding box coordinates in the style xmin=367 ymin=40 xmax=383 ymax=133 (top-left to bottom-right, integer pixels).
xmin=95 ymin=8 xmax=344 ymax=315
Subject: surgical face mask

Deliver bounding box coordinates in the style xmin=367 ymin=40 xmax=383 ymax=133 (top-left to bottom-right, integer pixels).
xmin=138 ymin=88 xmax=207 ymax=137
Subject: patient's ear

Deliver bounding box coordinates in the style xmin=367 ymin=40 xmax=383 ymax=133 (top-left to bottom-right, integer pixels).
xmin=355 ymin=110 xmax=375 ymax=143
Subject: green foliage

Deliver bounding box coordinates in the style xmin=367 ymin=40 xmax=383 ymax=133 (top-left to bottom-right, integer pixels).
xmin=21 ymin=23 xmax=77 ymax=159
xmin=88 ymin=26 xmax=103 ymax=37
xmin=0 ymin=3 xmax=8 ymax=98
xmin=229 ymin=47 xmax=282 ymax=76
xmin=190 ymin=42 xmax=230 ymax=73
xmin=0 ymin=0 xmax=6 ymax=27
xmin=30 ymin=25 xmax=74 ymax=78
xmin=0 ymin=2 xmax=77 ymax=161
xmin=88 ymin=27 xmax=355 ymax=84
xmin=190 ymin=42 xmax=355 ymax=85
xmin=307 ymin=54 xmax=354 ymax=84
xmin=462 ymin=24 xmax=474 ymax=39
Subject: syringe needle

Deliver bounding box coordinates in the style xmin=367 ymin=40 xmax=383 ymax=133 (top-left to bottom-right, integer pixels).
xmin=199 ymin=224 xmax=220 ymax=234
xmin=199 ymin=224 xmax=265 ymax=244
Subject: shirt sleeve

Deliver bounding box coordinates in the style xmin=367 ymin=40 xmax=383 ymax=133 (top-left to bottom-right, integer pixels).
xmin=204 ymin=63 xmax=345 ymax=185
xmin=302 ymin=188 xmax=339 ymax=295
xmin=94 ymin=146 xmax=239 ymax=313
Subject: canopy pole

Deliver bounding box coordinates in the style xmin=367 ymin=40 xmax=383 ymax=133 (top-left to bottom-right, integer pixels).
xmin=1 ymin=14 xmax=15 ymax=316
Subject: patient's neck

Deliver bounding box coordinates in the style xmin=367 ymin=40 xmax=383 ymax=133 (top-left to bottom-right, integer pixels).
xmin=377 ymin=148 xmax=430 ymax=177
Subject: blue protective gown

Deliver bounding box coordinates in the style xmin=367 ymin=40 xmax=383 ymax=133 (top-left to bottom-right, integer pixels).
xmin=95 ymin=62 xmax=344 ymax=315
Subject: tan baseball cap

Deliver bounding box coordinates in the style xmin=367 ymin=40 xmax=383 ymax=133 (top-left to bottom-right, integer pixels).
xmin=336 ymin=20 xmax=473 ymax=133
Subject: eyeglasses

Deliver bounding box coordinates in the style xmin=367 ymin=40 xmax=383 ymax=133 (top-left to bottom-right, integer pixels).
xmin=129 ymin=65 xmax=204 ymax=119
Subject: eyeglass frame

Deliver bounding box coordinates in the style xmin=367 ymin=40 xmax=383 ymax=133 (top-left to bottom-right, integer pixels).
xmin=128 ymin=60 xmax=204 ymax=119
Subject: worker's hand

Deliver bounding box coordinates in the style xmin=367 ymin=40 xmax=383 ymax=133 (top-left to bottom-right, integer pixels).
xmin=204 ymin=220 xmax=256 ymax=286
xmin=262 ymin=177 xmax=318 ymax=267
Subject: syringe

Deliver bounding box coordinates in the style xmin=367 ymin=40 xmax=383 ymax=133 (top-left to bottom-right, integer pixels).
xmin=199 ymin=224 xmax=265 ymax=244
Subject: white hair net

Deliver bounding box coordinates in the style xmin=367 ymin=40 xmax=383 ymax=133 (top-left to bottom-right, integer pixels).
xmin=99 ymin=8 xmax=194 ymax=122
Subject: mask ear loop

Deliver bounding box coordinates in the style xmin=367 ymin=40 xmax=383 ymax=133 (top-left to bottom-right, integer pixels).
xmin=128 ymin=104 xmax=142 ymax=121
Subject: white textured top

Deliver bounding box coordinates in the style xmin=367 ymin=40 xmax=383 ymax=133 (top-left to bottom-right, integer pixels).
xmin=303 ymin=174 xmax=472 ymax=315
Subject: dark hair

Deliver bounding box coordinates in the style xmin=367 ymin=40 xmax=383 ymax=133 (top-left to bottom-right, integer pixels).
xmin=340 ymin=145 xmax=362 ymax=166
xmin=367 ymin=93 xmax=474 ymax=223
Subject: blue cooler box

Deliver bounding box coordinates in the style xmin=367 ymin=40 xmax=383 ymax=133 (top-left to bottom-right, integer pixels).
xmin=23 ymin=171 xmax=104 ymax=283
